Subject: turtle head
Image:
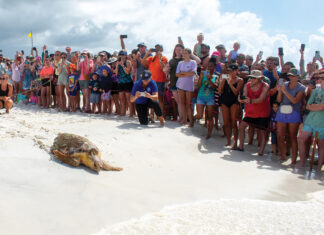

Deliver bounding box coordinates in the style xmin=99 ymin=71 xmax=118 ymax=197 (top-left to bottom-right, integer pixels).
xmin=89 ymin=149 xmax=102 ymax=172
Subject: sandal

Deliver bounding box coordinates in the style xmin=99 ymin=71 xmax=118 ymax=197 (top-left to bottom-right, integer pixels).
xmin=233 ymin=147 xmax=244 ymax=152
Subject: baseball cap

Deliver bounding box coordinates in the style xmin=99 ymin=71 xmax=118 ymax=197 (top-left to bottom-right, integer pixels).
xmin=81 ymin=49 xmax=89 ymax=54
xmin=137 ymin=42 xmax=147 ymax=47
xmin=118 ymin=50 xmax=127 ymax=56
xmin=249 ymin=70 xmax=263 ymax=78
xmin=141 ymin=70 xmax=152 ymax=80
xmin=228 ymin=63 xmax=239 ymax=71
xmin=287 ymin=68 xmax=300 ymax=76
xmin=107 ymin=57 xmax=117 ymax=64
xmin=216 ymin=44 xmax=226 ymax=50
xmin=155 ymin=44 xmax=163 ymax=50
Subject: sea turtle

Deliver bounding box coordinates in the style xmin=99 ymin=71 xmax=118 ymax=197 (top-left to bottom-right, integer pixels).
xmin=50 ymin=133 xmax=123 ymax=173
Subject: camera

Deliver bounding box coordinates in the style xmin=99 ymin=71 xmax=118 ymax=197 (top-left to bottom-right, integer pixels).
xmin=120 ymin=35 xmax=127 ymax=39
xmin=150 ymin=48 xmax=158 ymax=53
xmin=140 ymin=92 xmax=146 ymax=97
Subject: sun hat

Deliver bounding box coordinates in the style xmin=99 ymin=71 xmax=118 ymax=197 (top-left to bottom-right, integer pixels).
xmin=249 ymin=70 xmax=263 ymax=78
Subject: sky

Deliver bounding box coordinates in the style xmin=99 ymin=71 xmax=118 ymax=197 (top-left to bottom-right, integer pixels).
xmin=0 ymin=0 xmax=324 ymax=67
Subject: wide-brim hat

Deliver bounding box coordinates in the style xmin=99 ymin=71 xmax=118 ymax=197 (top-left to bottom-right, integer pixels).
xmin=249 ymin=70 xmax=263 ymax=78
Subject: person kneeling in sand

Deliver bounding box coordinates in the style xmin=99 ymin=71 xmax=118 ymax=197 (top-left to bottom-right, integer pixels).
xmin=0 ymin=74 xmax=13 ymax=114
xmin=130 ymin=70 xmax=165 ymax=126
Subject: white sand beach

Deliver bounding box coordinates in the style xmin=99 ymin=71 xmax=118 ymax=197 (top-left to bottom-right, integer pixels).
xmin=0 ymin=105 xmax=323 ymax=235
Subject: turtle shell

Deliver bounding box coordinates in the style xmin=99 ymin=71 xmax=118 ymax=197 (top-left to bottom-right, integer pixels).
xmin=51 ymin=133 xmax=100 ymax=155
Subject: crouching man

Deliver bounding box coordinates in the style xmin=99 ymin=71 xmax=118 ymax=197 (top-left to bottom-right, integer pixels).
xmin=0 ymin=74 xmax=13 ymax=114
xmin=130 ymin=70 xmax=165 ymax=126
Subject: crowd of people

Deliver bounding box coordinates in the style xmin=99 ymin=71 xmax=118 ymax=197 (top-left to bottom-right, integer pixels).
xmin=0 ymin=33 xmax=323 ymax=172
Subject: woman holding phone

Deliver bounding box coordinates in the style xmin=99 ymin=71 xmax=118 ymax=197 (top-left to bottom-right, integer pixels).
xmin=218 ymin=63 xmax=244 ymax=148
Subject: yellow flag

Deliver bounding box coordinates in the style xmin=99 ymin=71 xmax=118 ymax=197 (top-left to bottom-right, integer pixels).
xmin=28 ymin=32 xmax=32 ymax=38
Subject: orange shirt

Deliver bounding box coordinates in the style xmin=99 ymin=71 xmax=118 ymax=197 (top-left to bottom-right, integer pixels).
xmin=40 ymin=66 xmax=54 ymax=79
xmin=146 ymin=56 xmax=168 ymax=82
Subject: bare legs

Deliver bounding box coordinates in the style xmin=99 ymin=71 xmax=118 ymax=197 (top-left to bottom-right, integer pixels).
xmin=178 ymin=89 xmax=193 ymax=126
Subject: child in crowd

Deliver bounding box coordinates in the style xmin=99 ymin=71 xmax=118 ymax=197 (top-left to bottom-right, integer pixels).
xmin=270 ymin=102 xmax=279 ymax=156
xmin=29 ymin=91 xmax=38 ymax=105
xmin=99 ymin=66 xmax=113 ymax=115
xmin=227 ymin=42 xmax=240 ymax=62
xmin=164 ymin=83 xmax=175 ymax=120
xmin=89 ymin=72 xmax=101 ymax=114
xmin=68 ymin=64 xmax=79 ymax=112
xmin=193 ymin=33 xmax=204 ymax=59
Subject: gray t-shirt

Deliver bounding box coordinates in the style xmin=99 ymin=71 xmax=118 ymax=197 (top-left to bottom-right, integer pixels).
xmin=0 ymin=62 xmax=6 ymax=75
xmin=281 ymin=81 xmax=305 ymax=113
xmin=57 ymin=61 xmax=71 ymax=81
xmin=136 ymin=53 xmax=152 ymax=81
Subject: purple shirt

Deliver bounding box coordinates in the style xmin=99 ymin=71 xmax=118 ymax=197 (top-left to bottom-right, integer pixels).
xmin=176 ymin=60 xmax=197 ymax=92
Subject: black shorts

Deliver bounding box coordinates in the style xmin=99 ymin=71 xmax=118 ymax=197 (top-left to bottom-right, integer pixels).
xmin=111 ymin=82 xmax=119 ymax=95
xmin=118 ymin=82 xmax=133 ymax=92
xmin=243 ymin=117 xmax=269 ymax=130
xmin=41 ymin=79 xmax=50 ymax=87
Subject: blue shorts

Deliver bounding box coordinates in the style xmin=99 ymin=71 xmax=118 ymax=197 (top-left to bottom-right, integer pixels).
xmin=275 ymin=110 xmax=301 ymax=124
xmin=156 ymin=82 xmax=165 ymax=96
xmin=90 ymin=93 xmax=100 ymax=104
xmin=197 ymin=96 xmax=215 ymax=106
xmin=302 ymin=124 xmax=324 ymax=140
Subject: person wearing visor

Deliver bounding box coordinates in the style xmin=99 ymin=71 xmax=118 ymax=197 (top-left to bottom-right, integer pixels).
xmin=276 ymin=68 xmax=305 ymax=163
xmin=218 ymin=63 xmax=244 ymax=149
xmin=142 ymin=44 xmax=168 ymax=116
xmin=130 ymin=70 xmax=165 ymax=126
xmin=237 ymin=70 xmax=270 ymax=155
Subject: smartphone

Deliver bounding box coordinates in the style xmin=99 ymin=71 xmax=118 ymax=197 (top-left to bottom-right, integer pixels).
xmin=315 ymin=51 xmax=320 ymax=60
xmin=45 ymin=50 xmax=48 ymax=54
xmin=222 ymin=74 xmax=229 ymax=79
xmin=301 ymin=44 xmax=305 ymax=51
xmin=278 ymin=47 xmax=284 ymax=56
xmin=278 ymin=78 xmax=284 ymax=86
xmin=33 ymin=47 xmax=37 ymax=51
xmin=140 ymin=92 xmax=146 ymax=97
xmin=240 ymin=95 xmax=246 ymax=100
xmin=178 ymin=36 xmax=182 ymax=41
xmin=150 ymin=48 xmax=158 ymax=53
xmin=21 ymin=50 xmax=24 ymax=54
xmin=258 ymin=51 xmax=263 ymax=58
xmin=120 ymin=35 xmax=127 ymax=39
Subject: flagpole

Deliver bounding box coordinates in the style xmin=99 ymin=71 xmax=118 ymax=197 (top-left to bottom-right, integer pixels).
xmin=31 ymin=30 xmax=33 ymax=49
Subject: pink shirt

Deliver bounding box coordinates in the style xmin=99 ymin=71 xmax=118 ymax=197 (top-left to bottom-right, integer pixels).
xmin=78 ymin=60 xmax=93 ymax=81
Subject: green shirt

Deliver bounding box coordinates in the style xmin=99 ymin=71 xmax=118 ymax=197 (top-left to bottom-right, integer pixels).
xmin=169 ymin=57 xmax=182 ymax=88
xmin=305 ymin=88 xmax=324 ymax=128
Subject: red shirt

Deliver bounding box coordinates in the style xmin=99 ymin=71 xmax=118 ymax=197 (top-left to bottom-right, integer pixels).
xmin=245 ymin=82 xmax=270 ymax=118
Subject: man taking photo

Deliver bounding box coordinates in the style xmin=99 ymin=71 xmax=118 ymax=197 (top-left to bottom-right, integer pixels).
xmin=130 ymin=70 xmax=165 ymax=126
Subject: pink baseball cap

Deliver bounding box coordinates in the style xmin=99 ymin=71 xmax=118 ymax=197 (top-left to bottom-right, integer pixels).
xmin=212 ymin=51 xmax=220 ymax=57
xmin=36 ymin=56 xmax=41 ymax=61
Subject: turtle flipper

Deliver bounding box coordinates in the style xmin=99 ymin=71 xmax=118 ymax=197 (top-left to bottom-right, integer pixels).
xmin=53 ymin=150 xmax=81 ymax=167
xmin=72 ymin=152 xmax=101 ymax=172
xmin=101 ymin=160 xmax=123 ymax=171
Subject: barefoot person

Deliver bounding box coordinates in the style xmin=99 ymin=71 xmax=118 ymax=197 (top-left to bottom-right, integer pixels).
xmin=218 ymin=63 xmax=244 ymax=148
xmin=297 ymin=75 xmax=324 ymax=172
xmin=236 ymin=70 xmax=270 ymax=155
xmin=0 ymin=74 xmax=13 ymax=114
xmin=130 ymin=70 xmax=164 ymax=126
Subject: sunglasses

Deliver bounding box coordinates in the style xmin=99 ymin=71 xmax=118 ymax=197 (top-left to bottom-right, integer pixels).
xmin=55 ymin=54 xmax=60 ymax=56
xmin=61 ymin=56 xmax=67 ymax=59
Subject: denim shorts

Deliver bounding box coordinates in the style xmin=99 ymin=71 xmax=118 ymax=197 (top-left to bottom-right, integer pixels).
xmin=156 ymin=82 xmax=165 ymax=96
xmin=197 ymin=96 xmax=215 ymax=106
xmin=275 ymin=110 xmax=301 ymax=124
xmin=302 ymin=124 xmax=324 ymax=140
